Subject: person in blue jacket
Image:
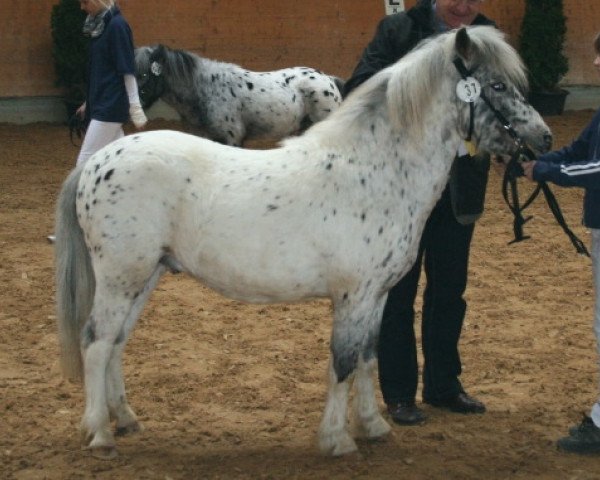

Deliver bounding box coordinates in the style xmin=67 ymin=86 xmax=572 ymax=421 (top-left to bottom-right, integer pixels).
xmin=522 ymin=32 xmax=600 ymax=454
xmin=48 ymin=0 xmax=146 ymax=244
xmin=76 ymin=0 xmax=147 ymax=166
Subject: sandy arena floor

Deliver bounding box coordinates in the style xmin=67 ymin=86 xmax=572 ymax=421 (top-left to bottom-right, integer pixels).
xmin=2 ymin=111 xmax=600 ymax=479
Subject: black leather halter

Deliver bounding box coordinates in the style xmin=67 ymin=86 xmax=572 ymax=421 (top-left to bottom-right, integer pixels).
xmin=453 ymin=57 xmax=590 ymax=257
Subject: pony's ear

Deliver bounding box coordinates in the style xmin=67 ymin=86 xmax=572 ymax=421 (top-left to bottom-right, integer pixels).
xmin=151 ymin=44 xmax=167 ymax=63
xmin=149 ymin=44 xmax=167 ymax=76
xmin=455 ymin=27 xmax=472 ymax=61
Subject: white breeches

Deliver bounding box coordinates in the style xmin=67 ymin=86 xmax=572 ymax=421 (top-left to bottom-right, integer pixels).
xmin=76 ymin=120 xmax=124 ymax=166
xmin=589 ymin=229 xmax=600 ymax=425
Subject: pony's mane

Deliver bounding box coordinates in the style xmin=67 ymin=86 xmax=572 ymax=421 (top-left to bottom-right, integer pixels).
xmin=158 ymin=46 xmax=199 ymax=84
xmin=137 ymin=45 xmax=248 ymax=86
xmin=293 ymin=26 xmax=527 ymax=147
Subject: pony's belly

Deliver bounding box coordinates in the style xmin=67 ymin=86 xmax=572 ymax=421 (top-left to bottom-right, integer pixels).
xmin=192 ymin=264 xmax=330 ymax=304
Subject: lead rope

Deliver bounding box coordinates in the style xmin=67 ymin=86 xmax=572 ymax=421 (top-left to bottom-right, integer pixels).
xmin=502 ymin=147 xmax=590 ymax=257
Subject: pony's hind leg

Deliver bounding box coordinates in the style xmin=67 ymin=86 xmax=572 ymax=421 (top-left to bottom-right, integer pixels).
xmin=107 ymin=344 xmax=141 ymax=437
xmin=81 ymin=276 xmax=156 ymax=457
xmin=107 ymin=264 xmax=167 ymax=437
xmin=80 ymin=289 xmax=134 ymax=456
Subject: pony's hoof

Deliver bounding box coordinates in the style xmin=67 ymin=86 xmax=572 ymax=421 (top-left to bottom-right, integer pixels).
xmin=361 ymin=414 xmax=392 ymax=439
xmin=81 ymin=426 xmax=117 ymax=455
xmin=89 ymin=445 xmax=118 ymax=460
xmin=319 ymin=431 xmax=358 ymax=456
xmin=115 ymin=421 xmax=144 ymax=437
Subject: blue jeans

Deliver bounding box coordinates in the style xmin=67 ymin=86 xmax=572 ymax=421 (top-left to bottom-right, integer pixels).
xmin=378 ymin=187 xmax=475 ymax=404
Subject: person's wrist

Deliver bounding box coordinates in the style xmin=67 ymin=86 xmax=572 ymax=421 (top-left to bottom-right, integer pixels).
xmin=129 ymin=102 xmax=147 ymax=128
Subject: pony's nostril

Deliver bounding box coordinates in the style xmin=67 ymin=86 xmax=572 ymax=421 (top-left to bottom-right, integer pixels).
xmin=543 ymin=133 xmax=553 ymax=149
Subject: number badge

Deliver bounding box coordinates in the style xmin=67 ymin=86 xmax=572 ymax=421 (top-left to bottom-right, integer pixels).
xmin=456 ymin=77 xmax=481 ymax=103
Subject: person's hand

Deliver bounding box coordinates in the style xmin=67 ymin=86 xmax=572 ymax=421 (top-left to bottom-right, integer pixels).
xmin=76 ymin=102 xmax=86 ymax=119
xmin=521 ymin=160 xmax=536 ymax=181
xmin=129 ymin=102 xmax=148 ymax=129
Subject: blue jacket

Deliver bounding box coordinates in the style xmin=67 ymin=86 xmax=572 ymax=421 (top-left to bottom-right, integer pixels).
xmin=86 ymin=7 xmax=135 ymax=123
xmin=533 ymin=108 xmax=600 ymax=229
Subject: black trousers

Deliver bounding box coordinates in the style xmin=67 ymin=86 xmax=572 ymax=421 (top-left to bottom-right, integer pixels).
xmin=378 ymin=187 xmax=475 ymax=404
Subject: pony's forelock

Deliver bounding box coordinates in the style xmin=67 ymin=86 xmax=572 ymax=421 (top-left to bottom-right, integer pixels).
xmin=464 ymin=26 xmax=528 ymax=94
xmin=134 ymin=46 xmax=153 ymax=73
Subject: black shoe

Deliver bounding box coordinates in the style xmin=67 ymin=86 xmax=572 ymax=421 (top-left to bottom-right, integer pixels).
xmin=569 ymin=415 xmax=594 ymax=436
xmin=558 ymin=415 xmax=600 ymax=454
xmin=425 ymin=392 xmax=486 ymax=414
xmin=386 ymin=401 xmax=427 ymax=425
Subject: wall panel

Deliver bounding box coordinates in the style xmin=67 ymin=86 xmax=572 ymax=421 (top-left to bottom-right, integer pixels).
xmin=0 ymin=0 xmax=597 ymax=98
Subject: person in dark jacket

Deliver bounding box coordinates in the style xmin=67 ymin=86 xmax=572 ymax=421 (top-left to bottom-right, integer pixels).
xmin=344 ymin=0 xmax=494 ymax=425
xmin=522 ymin=32 xmax=600 ymax=454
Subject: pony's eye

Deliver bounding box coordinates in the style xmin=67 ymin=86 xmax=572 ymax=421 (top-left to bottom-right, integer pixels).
xmin=491 ymin=82 xmax=507 ymax=92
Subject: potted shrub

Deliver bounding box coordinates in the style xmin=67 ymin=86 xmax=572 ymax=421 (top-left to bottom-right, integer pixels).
xmin=50 ymin=0 xmax=89 ymax=119
xmin=519 ymin=0 xmax=569 ymax=115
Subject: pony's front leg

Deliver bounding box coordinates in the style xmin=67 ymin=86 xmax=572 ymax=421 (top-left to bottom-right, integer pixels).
xmin=318 ymin=358 xmax=357 ymax=456
xmin=353 ymin=356 xmax=391 ymax=440
xmin=352 ymin=297 xmax=391 ymax=440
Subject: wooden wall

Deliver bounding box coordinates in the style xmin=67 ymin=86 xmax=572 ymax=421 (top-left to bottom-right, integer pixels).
xmin=1 ymin=0 xmax=598 ymax=98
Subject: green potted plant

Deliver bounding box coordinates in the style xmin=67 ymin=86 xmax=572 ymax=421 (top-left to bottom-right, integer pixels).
xmin=519 ymin=0 xmax=569 ymax=115
xmin=50 ymin=0 xmax=89 ymax=119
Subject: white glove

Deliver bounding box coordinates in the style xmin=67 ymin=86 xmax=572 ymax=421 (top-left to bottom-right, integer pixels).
xmin=129 ymin=102 xmax=147 ymax=129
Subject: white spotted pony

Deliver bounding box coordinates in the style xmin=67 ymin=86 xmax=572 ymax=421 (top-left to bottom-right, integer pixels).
xmin=135 ymin=44 xmax=344 ymax=146
xmin=55 ymin=27 xmax=552 ymax=458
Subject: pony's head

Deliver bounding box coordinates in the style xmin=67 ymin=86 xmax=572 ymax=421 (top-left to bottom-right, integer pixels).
xmin=386 ymin=26 xmax=552 ymax=156
xmin=135 ymin=45 xmax=166 ymax=109
xmin=135 ymin=44 xmax=199 ymax=109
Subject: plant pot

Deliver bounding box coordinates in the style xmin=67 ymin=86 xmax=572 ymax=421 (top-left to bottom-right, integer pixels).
xmin=528 ymin=89 xmax=569 ymax=116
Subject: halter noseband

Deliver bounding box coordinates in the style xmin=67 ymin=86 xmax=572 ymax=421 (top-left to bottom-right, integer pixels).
xmin=452 ymin=57 xmax=590 ymax=257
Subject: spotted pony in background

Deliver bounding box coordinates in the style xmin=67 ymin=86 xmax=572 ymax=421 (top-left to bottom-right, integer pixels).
xmin=135 ymin=44 xmax=344 ymax=146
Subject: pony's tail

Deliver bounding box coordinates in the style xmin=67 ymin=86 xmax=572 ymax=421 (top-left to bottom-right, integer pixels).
xmin=54 ymin=166 xmax=95 ymax=382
